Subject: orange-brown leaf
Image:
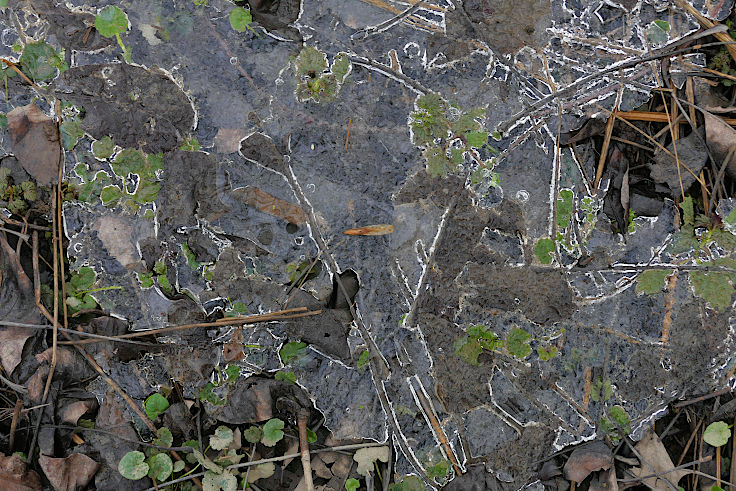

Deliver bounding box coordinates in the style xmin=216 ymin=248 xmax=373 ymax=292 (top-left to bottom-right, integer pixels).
xmin=343 ymin=224 xmax=394 ymax=236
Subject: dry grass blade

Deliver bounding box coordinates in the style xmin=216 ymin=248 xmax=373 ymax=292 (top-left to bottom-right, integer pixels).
xmin=594 ymin=108 xmax=617 ymax=189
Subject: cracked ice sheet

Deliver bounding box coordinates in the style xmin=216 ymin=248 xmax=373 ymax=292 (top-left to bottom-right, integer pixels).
xmin=34 ymin=0 xmax=736 ymax=487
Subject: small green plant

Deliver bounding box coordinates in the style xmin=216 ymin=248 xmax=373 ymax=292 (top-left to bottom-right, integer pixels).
xmin=92 ymin=136 xmax=115 ymax=159
xmin=74 ymin=148 xmax=163 ymax=214
xmin=425 ymin=458 xmax=450 ymax=482
xmin=556 ymin=189 xmax=574 ymax=228
xmin=455 ymin=325 xmax=548 ymax=365
xmin=199 ymin=365 xmax=241 ymax=406
xmin=357 ymin=349 xmax=370 ymax=370
xmin=409 ymin=93 xmax=497 ymax=179
xmin=391 ymin=475 xmax=424 ymax=491
xmin=704 ymin=421 xmax=731 ymax=447
xmin=179 ymin=137 xmax=201 ymax=152
xmin=590 ymin=378 xmax=613 ymax=403
xmin=600 ymin=405 xmax=631 ymax=443
xmin=454 ymin=324 xmax=501 ymax=366
xmin=534 ymin=237 xmax=556 ymax=265
xmin=274 ymin=370 xmax=296 ymax=383
xmin=0 ymin=167 xmax=38 ymax=214
xmin=651 ymin=196 xmax=736 ymax=311
xmin=709 ymin=18 xmax=736 ymax=86
xmin=285 ymin=259 xmax=321 ymax=285
xmin=65 ymin=265 xmax=108 ymax=313
xmin=293 ymin=47 xmax=352 ymax=103
xmin=505 ymin=328 xmax=532 ymax=358
xmin=224 ymin=300 xmax=248 ymax=317
xmin=19 ymin=41 xmax=67 ymax=81
xmin=95 ymin=5 xmax=132 ymax=62
xmin=229 ymin=7 xmax=257 ymax=35
xmin=137 ymin=261 xmax=172 ymax=293
xmin=345 ymin=478 xmax=360 ymax=491
xmin=144 ymin=393 xmax=169 ymax=420
xmin=280 ymin=341 xmax=307 ymax=364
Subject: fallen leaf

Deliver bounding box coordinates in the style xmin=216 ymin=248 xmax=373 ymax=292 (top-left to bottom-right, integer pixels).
xmin=247 ymin=462 xmax=275 ymax=482
xmin=0 ymin=453 xmax=42 ymax=491
xmin=563 ymin=440 xmax=612 ymax=482
xmin=704 ymin=110 xmax=736 ymax=178
xmin=231 ymin=186 xmax=306 ymax=225
xmin=343 ymin=224 xmax=395 ymax=236
xmin=311 ymin=455 xmax=333 ymax=479
xmin=0 ymin=327 xmax=35 ymax=375
xmin=59 ymin=400 xmax=96 ymax=425
xmin=39 ymin=454 xmax=99 ymax=491
xmin=650 ymin=128 xmax=707 ymax=196
xmin=354 ymin=446 xmax=389 ymax=476
xmin=629 ymin=429 xmax=689 ymax=490
xmin=7 ymin=104 xmax=60 ymax=186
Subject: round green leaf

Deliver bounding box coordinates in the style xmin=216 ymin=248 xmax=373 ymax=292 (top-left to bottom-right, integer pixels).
xmin=92 ymin=136 xmax=115 ymax=159
xmin=203 ymin=470 xmax=237 ymax=491
xmin=209 ymin=425 xmax=234 ymax=450
xmin=394 ymin=475 xmax=424 ymax=491
xmin=173 ymin=459 xmax=185 ymax=473
xmin=19 ymin=41 xmax=65 ymax=81
xmin=704 ymin=421 xmax=731 ymax=447
xmin=345 ymin=478 xmax=360 ymax=491
xmin=534 ymin=238 xmax=555 ymax=265
xmin=70 ymin=266 xmax=96 ymax=292
xmin=118 ymin=451 xmax=149 ymax=480
xmin=243 ymin=426 xmax=263 ymax=444
xmin=147 ymin=452 xmax=173 ymax=481
xmin=100 ymin=185 xmax=122 ymax=206
xmin=279 ymin=342 xmax=307 ymax=364
xmin=155 ymin=427 xmax=173 ymax=448
xmin=229 ymin=7 xmax=253 ymax=33
xmin=95 ymin=6 xmax=129 ymax=38
xmin=505 ymin=328 xmax=532 ymax=359
xmin=261 ymin=418 xmax=284 ymax=447
xmin=144 ymin=393 xmax=169 ymax=420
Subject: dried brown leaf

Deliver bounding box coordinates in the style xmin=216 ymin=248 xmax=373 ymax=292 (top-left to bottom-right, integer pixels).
xmin=59 ymin=400 xmax=95 ymax=425
xmin=7 ymin=104 xmax=60 ymax=186
xmin=563 ymin=440 xmax=612 ymax=483
xmin=0 ymin=453 xmax=42 ymax=491
xmin=39 ymin=453 xmax=99 ymax=491
xmin=0 ymin=327 xmax=35 ymax=375
xmin=231 ymin=186 xmax=306 ymax=225
xmin=629 ymin=429 xmax=689 ymax=490
xmin=704 ymin=110 xmax=736 ymax=177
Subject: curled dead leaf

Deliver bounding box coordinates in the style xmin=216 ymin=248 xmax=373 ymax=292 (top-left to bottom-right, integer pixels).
xmin=344 ymin=224 xmax=395 ymax=236
xmin=563 ymin=440 xmax=611 ymax=483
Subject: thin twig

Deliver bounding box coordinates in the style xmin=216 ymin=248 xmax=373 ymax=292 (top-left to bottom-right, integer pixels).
xmin=59 ymin=308 xmax=320 ymax=346
xmin=298 ymin=408 xmax=315 ymax=491
xmin=618 ymin=455 xmax=711 ymax=483
xmin=674 ymin=387 xmax=731 ymax=408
